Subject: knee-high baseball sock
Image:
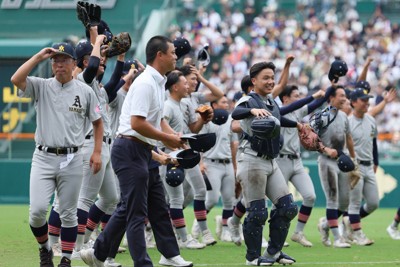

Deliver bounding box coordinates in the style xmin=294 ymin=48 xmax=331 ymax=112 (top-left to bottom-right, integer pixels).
xmin=232 ymin=201 xmax=246 ymax=225
xmin=48 ymin=208 xmax=61 ymax=247
xmin=295 ymin=205 xmax=312 ymax=233
xmin=348 ymin=214 xmax=361 ymax=231
xmin=170 ymin=208 xmax=188 ymax=241
xmin=360 ymin=205 xmax=369 ymax=218
xmin=76 ymin=208 xmax=88 ymax=251
xmin=326 ymin=209 xmax=340 ymax=241
xmin=222 ymin=209 xmax=233 ymax=226
xmin=194 ymin=200 xmax=208 ymax=232
xmin=391 ymin=208 xmax=400 ymax=228
xmin=85 ymin=204 xmax=105 ymax=243
xmin=60 ymin=226 xmax=77 ymax=259
xmin=30 ymin=223 xmax=50 ymax=250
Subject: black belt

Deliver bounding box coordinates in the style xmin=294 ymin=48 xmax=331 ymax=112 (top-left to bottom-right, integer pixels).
xmin=117 ymin=134 xmax=154 ymax=150
xmin=38 ymin=145 xmax=78 ymax=155
xmin=211 ymin=159 xmax=231 ymax=164
xmin=358 ymin=160 xmax=372 ymax=166
xmin=279 ymin=154 xmax=299 ymax=160
xmin=85 ymin=135 xmax=112 ymax=145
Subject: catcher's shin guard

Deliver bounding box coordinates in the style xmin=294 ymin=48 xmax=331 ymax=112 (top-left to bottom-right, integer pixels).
xmin=243 ymin=199 xmax=268 ymax=261
xmin=267 ymin=194 xmax=298 ymax=255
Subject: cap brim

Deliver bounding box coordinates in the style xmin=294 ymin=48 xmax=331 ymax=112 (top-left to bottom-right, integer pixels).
xmin=168 ymin=149 xmax=185 ymax=159
xmin=51 ymin=51 xmax=75 ymax=59
xmin=180 ymin=133 xmax=197 ymax=140
xmin=360 ymin=95 xmax=373 ymax=99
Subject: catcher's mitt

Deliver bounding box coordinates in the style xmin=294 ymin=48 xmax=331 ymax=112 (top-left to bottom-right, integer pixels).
xmin=195 ymin=105 xmax=213 ymax=121
xmin=298 ymin=124 xmax=324 ymax=152
xmin=77 ymin=1 xmax=101 ymax=29
xmin=349 ymin=167 xmax=361 ymax=190
xmin=106 ymin=32 xmax=132 ymax=58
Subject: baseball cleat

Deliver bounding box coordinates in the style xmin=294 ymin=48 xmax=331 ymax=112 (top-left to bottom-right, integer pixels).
xmin=104 ymin=257 xmax=122 ymax=267
xmin=276 ymin=251 xmax=296 ymax=265
xmin=220 ymin=227 xmax=232 ymax=242
xmin=39 ymin=247 xmax=54 ymax=267
xmin=159 ymin=255 xmax=193 ymax=267
xmin=318 ymin=217 xmax=331 ymax=247
xmin=178 ymin=234 xmax=206 ymax=249
xmin=291 ymin=231 xmax=313 ymax=247
xmin=57 ymin=256 xmax=71 ymax=267
xmin=80 ymin=248 xmax=104 ymax=267
xmin=387 ymin=225 xmax=400 ymax=240
xmin=333 ymin=238 xmax=351 ymax=248
xmin=352 ymin=230 xmax=374 ymax=246
xmin=227 ymin=217 xmax=242 ymax=246
xmin=202 ymin=229 xmax=217 ymax=246
xmin=191 ymin=219 xmax=201 ymax=239
xmin=215 ymin=215 xmax=223 ymax=239
xmin=245 ymin=256 xmax=275 ymax=266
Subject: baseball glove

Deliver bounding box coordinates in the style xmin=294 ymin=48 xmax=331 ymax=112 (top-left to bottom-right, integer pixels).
xmin=349 ymin=162 xmax=361 ymax=189
xmin=195 ymin=105 xmax=213 ymax=121
xmin=106 ymin=32 xmax=132 ymax=58
xmin=76 ymin=1 xmax=101 ymax=29
xmin=298 ymin=124 xmax=324 ymax=152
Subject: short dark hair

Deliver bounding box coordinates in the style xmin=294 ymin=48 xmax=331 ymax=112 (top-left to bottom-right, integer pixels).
xmin=146 ymin=35 xmax=172 ymax=64
xmin=241 ymin=75 xmax=253 ymax=94
xmin=179 ymin=64 xmax=195 ymax=77
xmin=279 ymin=85 xmax=298 ymax=102
xmin=166 ymin=70 xmax=184 ymax=91
xmin=249 ymin=61 xmax=276 ymax=79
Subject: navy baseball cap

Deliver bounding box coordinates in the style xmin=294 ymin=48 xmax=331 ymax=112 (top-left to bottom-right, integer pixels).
xmin=233 ymin=91 xmax=245 ymax=102
xmin=350 ymin=88 xmax=373 ymax=101
xmin=173 ymin=37 xmax=191 ymax=60
xmin=51 ymin=42 xmax=76 ymax=59
xmin=75 ymin=41 xmax=93 ymax=60
xmin=122 ymin=59 xmax=139 ymax=75
xmin=355 ymin=80 xmax=371 ymax=93
xmin=328 ymin=60 xmax=348 ymax=82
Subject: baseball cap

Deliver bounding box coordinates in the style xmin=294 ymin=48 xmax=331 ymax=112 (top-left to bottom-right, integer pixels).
xmin=75 ymin=41 xmax=93 ymax=60
xmin=328 ymin=60 xmax=348 ymax=82
xmin=122 ymin=59 xmax=139 ymax=75
xmin=350 ymin=88 xmax=373 ymax=101
xmin=173 ymin=37 xmax=191 ymax=60
xmin=197 ymin=44 xmax=210 ymax=66
xmin=233 ymin=91 xmax=245 ymax=102
xmin=51 ymin=42 xmax=76 ymax=59
xmin=355 ymin=80 xmax=371 ymax=93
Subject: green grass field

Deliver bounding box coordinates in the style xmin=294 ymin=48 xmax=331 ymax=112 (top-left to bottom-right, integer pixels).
xmin=1 ymin=205 xmax=400 ymax=267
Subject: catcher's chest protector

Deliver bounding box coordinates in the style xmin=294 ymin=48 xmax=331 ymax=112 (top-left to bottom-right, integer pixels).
xmin=246 ymin=93 xmax=281 ymax=158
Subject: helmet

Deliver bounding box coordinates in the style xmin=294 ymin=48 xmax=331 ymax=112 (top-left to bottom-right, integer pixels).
xmin=173 ymin=37 xmax=191 ymax=60
xmin=75 ymin=40 xmax=93 ymax=68
xmin=188 ymin=133 xmax=216 ymax=153
xmin=251 ymin=116 xmax=280 ymax=139
xmin=309 ymin=106 xmax=338 ymax=136
xmin=122 ymin=59 xmax=138 ymax=75
xmin=166 ymin=165 xmax=185 ymax=187
xmin=337 ymin=152 xmax=355 ymax=172
xmin=212 ymin=109 xmax=229 ymax=125
xmin=197 ymin=44 xmax=210 ymax=66
xmin=169 ymin=149 xmax=201 ymax=169
xmin=328 ymin=60 xmax=348 ymax=82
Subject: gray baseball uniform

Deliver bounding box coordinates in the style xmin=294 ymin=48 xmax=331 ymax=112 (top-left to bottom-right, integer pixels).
xmin=20 ymin=76 xmax=101 ymax=229
xmin=108 ymin=89 xmax=128 ymax=139
xmin=76 ymin=73 xmax=119 ymax=216
xmin=318 ymin=109 xmax=350 ymax=212
xmin=277 ymin=106 xmax=316 ymax=208
xmin=200 ymin=116 xmax=236 ymax=211
xmin=348 ymin=114 xmax=379 ymax=215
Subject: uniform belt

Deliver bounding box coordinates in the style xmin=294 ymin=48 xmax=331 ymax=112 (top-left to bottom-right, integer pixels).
xmin=37 ymin=145 xmax=78 ymax=155
xmin=211 ymin=159 xmax=231 ymax=164
xmin=358 ymin=160 xmax=372 ymax=166
xmin=117 ymin=134 xmax=154 ymax=150
xmin=85 ymin=135 xmax=112 ymax=145
xmin=279 ymin=154 xmax=299 ymax=160
xmin=256 ymin=152 xmax=274 ymax=160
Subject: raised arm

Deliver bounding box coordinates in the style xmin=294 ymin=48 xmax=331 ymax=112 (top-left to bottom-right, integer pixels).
xmin=11 ymin=47 xmax=56 ymax=91
xmin=192 ymin=65 xmax=224 ymax=102
xmin=368 ymin=88 xmax=396 ymax=117
xmin=357 ymin=57 xmax=373 ymax=82
xmin=272 ymin=55 xmax=295 ymax=98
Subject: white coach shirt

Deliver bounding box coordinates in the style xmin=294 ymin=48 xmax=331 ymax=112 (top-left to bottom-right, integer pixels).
xmin=117 ymin=65 xmax=167 ymax=146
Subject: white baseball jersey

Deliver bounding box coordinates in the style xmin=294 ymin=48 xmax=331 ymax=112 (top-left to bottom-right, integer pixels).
xmin=117 ymin=65 xmax=166 ymax=146
xmin=77 ymin=73 xmax=112 ymax=138
xmin=348 ymin=113 xmax=377 ymax=161
xmin=19 ymin=77 xmax=101 ymax=147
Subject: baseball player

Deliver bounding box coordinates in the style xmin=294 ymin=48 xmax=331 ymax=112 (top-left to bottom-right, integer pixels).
xmin=277 ymin=84 xmax=335 ymax=247
xmin=178 ymin=64 xmax=222 ymax=243
xmin=161 ymin=70 xmax=211 ymax=248
xmin=11 ymin=42 xmax=103 ymax=267
xmin=73 ymin=31 xmax=123 ymax=254
xmin=80 ymin=35 xmax=192 ymax=267
xmin=347 ymin=88 xmax=377 ymax=245
xmin=317 ymin=85 xmax=356 ymax=248
xmin=232 ymin=61 xmax=302 ymax=265
xmin=387 ymin=207 xmax=400 ymax=240
xmin=200 ymin=96 xmax=237 ymax=242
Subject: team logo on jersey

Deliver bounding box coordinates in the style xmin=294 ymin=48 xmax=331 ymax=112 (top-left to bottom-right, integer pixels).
xmin=69 ymin=95 xmax=85 ymax=113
